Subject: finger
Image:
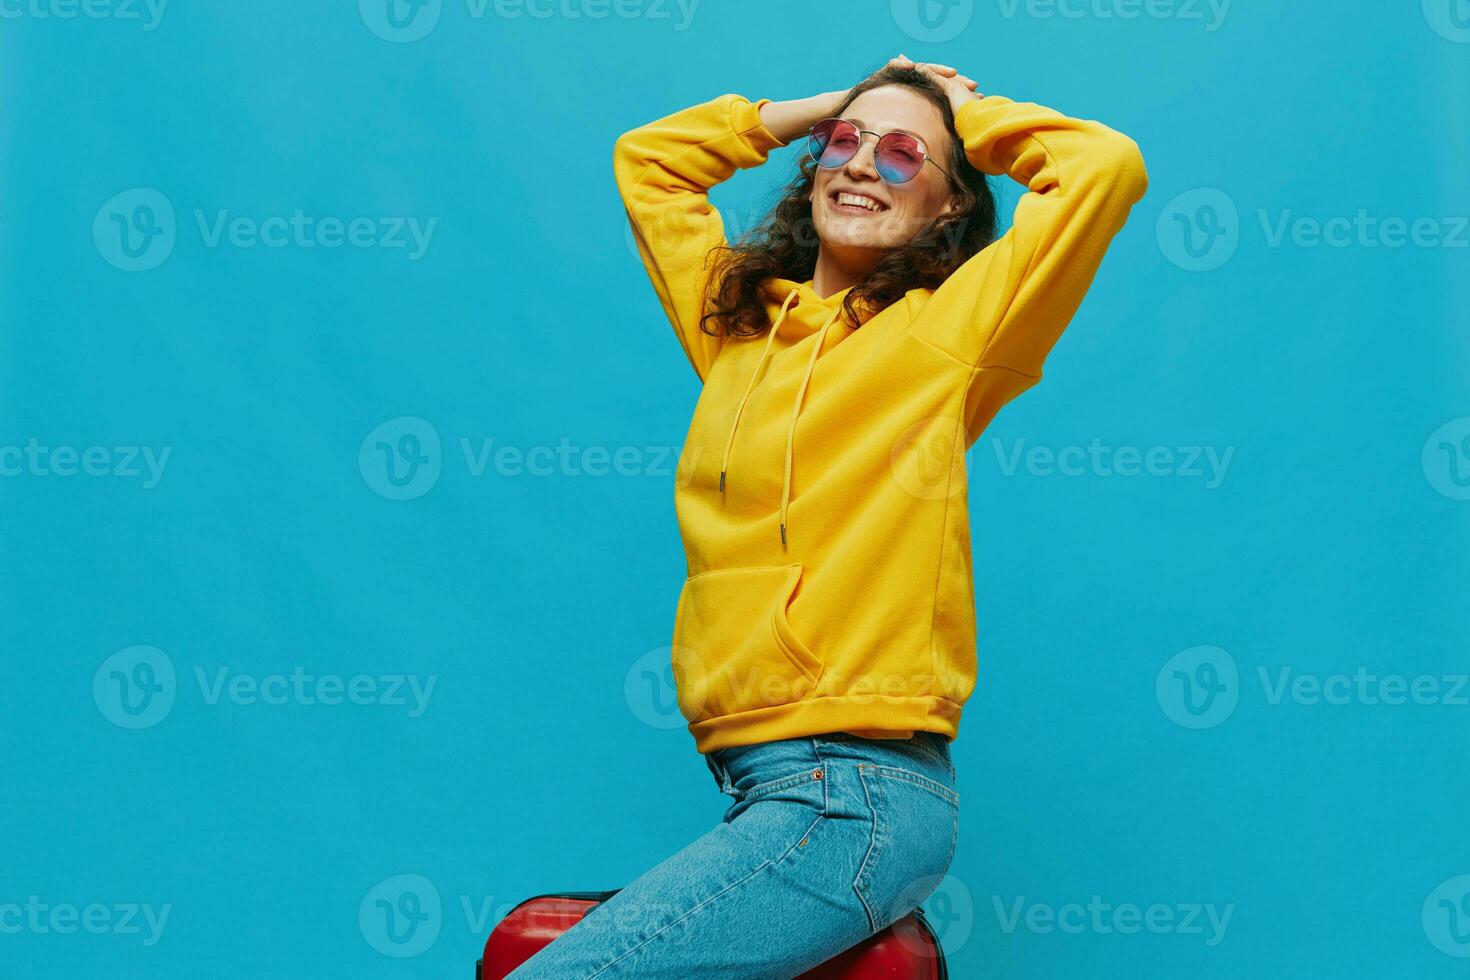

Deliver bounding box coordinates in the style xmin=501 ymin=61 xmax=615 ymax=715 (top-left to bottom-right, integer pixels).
xmin=918 ymin=63 xmax=960 ymax=81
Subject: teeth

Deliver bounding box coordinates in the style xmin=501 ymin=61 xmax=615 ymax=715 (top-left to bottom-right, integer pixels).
xmin=836 ymin=192 xmax=885 ymax=212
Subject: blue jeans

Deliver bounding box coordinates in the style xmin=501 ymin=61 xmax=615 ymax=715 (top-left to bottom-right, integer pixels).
xmin=505 ymin=730 xmax=959 ymax=979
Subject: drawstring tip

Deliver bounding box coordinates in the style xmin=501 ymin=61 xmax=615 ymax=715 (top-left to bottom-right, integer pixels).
xmin=718 ymin=470 xmax=726 ymax=492
xmin=780 ymin=522 xmax=787 ymax=547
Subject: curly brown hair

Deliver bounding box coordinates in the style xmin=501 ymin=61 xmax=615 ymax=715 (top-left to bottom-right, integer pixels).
xmin=700 ymin=65 xmax=999 ymax=338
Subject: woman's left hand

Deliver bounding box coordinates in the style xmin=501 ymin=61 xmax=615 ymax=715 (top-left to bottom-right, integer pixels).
xmin=887 ymin=54 xmax=982 ymax=112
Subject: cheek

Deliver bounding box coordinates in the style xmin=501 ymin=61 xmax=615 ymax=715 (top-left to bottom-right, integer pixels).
xmin=885 ymin=188 xmax=933 ymax=229
xmin=894 ymin=183 xmax=956 ymax=236
xmin=895 ymin=178 xmax=946 ymax=217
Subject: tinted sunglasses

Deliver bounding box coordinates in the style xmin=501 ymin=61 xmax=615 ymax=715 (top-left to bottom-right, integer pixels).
xmin=806 ymin=118 xmax=953 ymax=185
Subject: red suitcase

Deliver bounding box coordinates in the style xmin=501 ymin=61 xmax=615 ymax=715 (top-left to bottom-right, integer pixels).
xmin=477 ymin=888 xmax=948 ymax=979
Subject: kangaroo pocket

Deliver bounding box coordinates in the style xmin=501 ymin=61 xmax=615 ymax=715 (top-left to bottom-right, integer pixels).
xmin=671 ymin=564 xmax=824 ymax=724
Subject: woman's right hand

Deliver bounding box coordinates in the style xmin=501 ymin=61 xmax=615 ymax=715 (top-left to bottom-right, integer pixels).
xmin=757 ymin=90 xmax=848 ymax=146
xmin=758 ymin=57 xmax=982 ymax=147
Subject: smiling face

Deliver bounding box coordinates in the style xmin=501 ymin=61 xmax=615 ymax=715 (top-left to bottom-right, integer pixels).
xmin=810 ymin=85 xmax=960 ymax=262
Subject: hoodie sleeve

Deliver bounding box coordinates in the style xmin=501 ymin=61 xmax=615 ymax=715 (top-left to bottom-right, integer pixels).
xmin=613 ymin=94 xmax=787 ymax=382
xmin=907 ymin=95 xmax=1149 ymax=382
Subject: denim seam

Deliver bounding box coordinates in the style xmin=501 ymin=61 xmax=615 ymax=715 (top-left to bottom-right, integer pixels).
xmin=583 ymin=810 xmax=828 ymax=979
xmin=705 ymin=752 xmax=733 ymax=796
xmin=866 ymin=764 xmax=960 ymax=807
xmin=945 ymin=801 xmax=958 ymax=871
xmin=931 ymin=742 xmax=956 ymax=783
xmin=911 ymin=732 xmax=950 ymax=771
xmin=739 ymin=769 xmax=823 ymax=803
xmin=808 ymin=737 xmax=831 ymax=816
xmin=852 ymin=766 xmax=885 ymax=934
xmin=922 ymin=740 xmax=956 ymax=782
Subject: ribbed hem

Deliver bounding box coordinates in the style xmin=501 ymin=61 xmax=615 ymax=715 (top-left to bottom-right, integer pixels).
xmin=688 ymin=695 xmax=963 ymax=754
xmin=732 ymin=95 xmax=788 ymax=155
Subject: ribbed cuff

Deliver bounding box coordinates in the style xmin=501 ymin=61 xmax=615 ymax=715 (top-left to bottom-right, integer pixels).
xmin=732 ymin=95 xmax=788 ymax=155
xmin=953 ymin=95 xmax=1017 ymax=175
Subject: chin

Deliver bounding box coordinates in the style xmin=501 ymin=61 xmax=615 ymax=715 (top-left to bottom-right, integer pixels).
xmin=817 ymin=215 xmax=900 ymax=254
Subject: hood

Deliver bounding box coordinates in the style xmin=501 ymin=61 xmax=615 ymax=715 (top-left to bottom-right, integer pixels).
xmin=757 ymin=277 xmax=865 ymax=338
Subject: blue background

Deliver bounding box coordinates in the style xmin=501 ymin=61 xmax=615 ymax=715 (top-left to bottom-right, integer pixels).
xmin=3 ymin=1 xmax=1468 ymax=977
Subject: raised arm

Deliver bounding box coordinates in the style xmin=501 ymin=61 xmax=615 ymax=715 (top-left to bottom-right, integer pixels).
xmin=904 ymin=74 xmax=1149 ymax=386
xmin=613 ymin=92 xmax=833 ymax=382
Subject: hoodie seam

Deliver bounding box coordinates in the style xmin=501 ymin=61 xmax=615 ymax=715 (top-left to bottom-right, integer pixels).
xmin=905 ymin=327 xmax=974 ymax=369
xmin=969 ymin=123 xmax=1077 ymax=374
xmin=908 ymin=329 xmax=1043 ymax=381
xmin=926 ymin=380 xmax=967 ymax=700
xmin=978 ymin=361 xmax=1043 ymax=380
xmin=621 ymin=100 xmax=772 ymax=383
xmin=923 ymin=354 xmax=1038 ymax=691
xmin=690 ymin=693 xmax=965 ymax=725
xmin=623 ymin=98 xmax=771 ymax=201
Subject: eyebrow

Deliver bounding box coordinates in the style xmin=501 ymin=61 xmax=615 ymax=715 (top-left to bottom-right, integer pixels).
xmin=842 ymin=117 xmax=926 ymax=141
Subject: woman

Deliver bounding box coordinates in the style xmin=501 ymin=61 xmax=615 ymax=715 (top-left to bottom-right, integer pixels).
xmin=509 ymin=56 xmax=1147 ymax=978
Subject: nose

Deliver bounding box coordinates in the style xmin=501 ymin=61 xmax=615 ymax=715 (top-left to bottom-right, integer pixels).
xmin=841 ymin=134 xmax=881 ymax=182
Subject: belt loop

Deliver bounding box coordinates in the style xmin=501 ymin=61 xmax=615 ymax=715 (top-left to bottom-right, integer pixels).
xmin=704 ymin=751 xmax=733 ymax=794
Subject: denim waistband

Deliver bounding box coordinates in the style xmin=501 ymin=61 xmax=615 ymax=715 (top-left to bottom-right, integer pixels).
xmin=704 ymin=730 xmax=954 ymax=797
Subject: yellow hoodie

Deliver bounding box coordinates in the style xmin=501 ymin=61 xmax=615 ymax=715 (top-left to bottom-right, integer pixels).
xmin=614 ymin=92 xmax=1147 ymax=753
